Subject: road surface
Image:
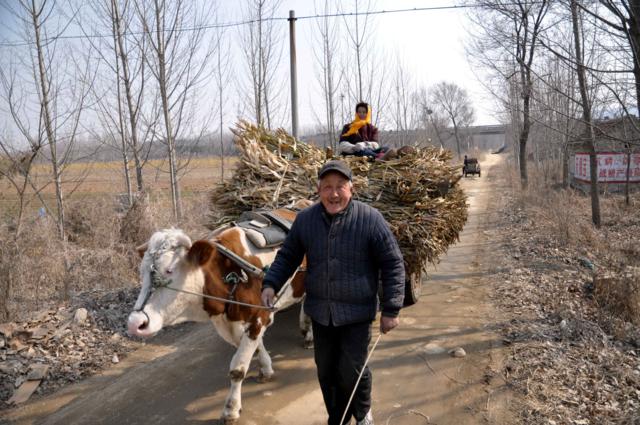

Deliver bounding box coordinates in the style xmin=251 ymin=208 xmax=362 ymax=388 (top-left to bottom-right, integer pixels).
xmin=2 ymin=154 xmax=514 ymax=425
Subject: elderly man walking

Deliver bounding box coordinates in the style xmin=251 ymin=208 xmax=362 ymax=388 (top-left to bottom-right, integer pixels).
xmin=262 ymin=160 xmax=405 ymax=425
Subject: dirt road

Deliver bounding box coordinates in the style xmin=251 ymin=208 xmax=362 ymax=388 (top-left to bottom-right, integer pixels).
xmin=2 ymin=154 xmax=513 ymax=425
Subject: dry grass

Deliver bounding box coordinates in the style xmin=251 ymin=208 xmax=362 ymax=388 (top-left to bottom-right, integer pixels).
xmin=506 ymin=163 xmax=640 ymax=325
xmin=494 ymin=159 xmax=640 ymax=424
xmin=0 ymin=156 xmax=227 ymax=322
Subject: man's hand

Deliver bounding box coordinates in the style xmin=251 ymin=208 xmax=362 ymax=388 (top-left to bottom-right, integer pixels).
xmin=380 ymin=316 xmax=399 ymax=334
xmin=261 ymin=287 xmax=275 ymax=309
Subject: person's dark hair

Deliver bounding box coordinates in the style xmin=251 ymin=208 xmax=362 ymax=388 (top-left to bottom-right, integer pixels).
xmin=355 ymin=102 xmax=369 ymax=112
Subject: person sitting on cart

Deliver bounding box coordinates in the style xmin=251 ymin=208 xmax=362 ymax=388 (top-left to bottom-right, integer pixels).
xmin=339 ymin=102 xmax=396 ymax=161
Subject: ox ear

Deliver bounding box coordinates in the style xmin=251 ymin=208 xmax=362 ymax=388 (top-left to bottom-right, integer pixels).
xmin=136 ymin=242 xmax=149 ymax=258
xmin=187 ymin=240 xmax=215 ymax=266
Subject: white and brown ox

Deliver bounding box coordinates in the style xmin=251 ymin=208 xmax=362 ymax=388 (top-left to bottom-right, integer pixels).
xmin=127 ymin=209 xmax=310 ymax=424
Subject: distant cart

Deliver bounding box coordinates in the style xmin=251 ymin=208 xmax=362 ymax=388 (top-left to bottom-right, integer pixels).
xmin=463 ymin=158 xmax=481 ymax=177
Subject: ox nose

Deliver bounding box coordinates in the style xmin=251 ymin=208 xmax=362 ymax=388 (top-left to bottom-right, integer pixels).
xmin=127 ymin=312 xmax=149 ymax=336
xmin=137 ymin=316 xmax=149 ymax=330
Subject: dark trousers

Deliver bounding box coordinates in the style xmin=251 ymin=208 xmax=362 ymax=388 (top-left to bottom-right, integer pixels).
xmin=312 ymin=320 xmax=372 ymax=425
xmin=352 ymin=146 xmax=388 ymax=160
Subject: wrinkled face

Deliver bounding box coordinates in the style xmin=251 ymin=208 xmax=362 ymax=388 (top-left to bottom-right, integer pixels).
xmin=127 ymin=230 xmax=206 ymax=338
xmin=318 ymin=172 xmax=352 ymax=216
xmin=356 ymin=106 xmax=367 ymax=120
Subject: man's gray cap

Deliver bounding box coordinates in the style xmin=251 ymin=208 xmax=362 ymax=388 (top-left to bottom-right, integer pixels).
xmin=318 ymin=160 xmax=352 ymax=181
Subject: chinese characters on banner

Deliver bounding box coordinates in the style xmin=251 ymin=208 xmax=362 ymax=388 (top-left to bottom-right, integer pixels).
xmin=574 ymin=153 xmax=640 ymax=182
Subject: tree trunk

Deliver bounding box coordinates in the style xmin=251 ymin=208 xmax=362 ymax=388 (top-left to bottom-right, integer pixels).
xmin=256 ymin=2 xmax=264 ymax=127
xmin=355 ymin=1 xmax=363 ymax=101
xmin=155 ymin=3 xmax=182 ymax=220
xmin=217 ymin=35 xmax=225 ymax=181
xmin=113 ymin=0 xmax=144 ymax=192
xmin=31 ymin=3 xmax=65 ymax=240
xmin=562 ymin=140 xmax=569 ymax=188
xmin=452 ymin=117 xmax=462 ymax=159
xmin=111 ymin=1 xmax=132 ymax=206
xmin=625 ymin=145 xmax=631 ymax=205
xmin=519 ymin=88 xmax=531 ymax=188
xmin=571 ymin=0 xmax=601 ymax=227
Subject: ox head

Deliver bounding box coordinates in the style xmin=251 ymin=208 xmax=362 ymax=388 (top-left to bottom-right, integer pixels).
xmin=127 ymin=229 xmax=213 ymax=338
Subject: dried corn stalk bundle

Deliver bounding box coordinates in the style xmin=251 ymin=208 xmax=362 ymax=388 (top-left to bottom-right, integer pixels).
xmin=209 ymin=121 xmax=468 ymax=279
xmin=209 ymin=121 xmax=324 ymax=223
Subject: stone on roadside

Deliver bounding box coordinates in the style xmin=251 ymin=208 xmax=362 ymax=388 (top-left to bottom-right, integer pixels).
xmin=14 ymin=375 xmax=25 ymax=388
xmin=9 ymin=338 xmax=27 ymax=352
xmin=450 ymin=347 xmax=467 ymax=358
xmin=73 ymin=308 xmax=89 ymax=324
xmin=112 ymin=354 xmax=119 ymax=364
xmin=27 ymin=364 xmax=49 ymax=381
xmin=29 ymin=326 xmax=49 ymax=340
xmin=423 ymin=342 xmax=446 ymax=355
xmin=0 ymin=323 xmax=16 ymax=339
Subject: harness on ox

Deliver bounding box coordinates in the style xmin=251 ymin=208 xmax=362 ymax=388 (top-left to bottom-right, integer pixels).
xmin=135 ymin=208 xmax=302 ymax=315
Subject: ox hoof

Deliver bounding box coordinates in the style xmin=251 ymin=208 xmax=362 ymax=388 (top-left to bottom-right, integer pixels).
xmin=257 ymin=371 xmax=274 ymax=383
xmin=303 ymin=340 xmax=314 ymax=350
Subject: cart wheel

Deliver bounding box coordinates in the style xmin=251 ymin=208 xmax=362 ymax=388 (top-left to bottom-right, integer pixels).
xmin=404 ymin=273 xmax=422 ymax=306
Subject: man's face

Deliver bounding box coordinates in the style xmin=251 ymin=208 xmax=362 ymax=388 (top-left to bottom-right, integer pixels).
xmin=356 ymin=107 xmax=367 ymax=120
xmin=318 ymin=172 xmax=352 ymax=215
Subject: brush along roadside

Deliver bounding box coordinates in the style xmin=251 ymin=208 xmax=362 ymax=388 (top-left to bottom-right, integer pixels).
xmin=208 ymin=121 xmax=468 ymax=305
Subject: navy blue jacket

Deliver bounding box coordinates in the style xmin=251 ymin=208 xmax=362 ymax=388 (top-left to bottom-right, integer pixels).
xmin=263 ymin=200 xmax=405 ymax=326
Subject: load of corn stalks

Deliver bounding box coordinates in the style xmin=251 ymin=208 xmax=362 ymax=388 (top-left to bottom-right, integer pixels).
xmin=209 ymin=120 xmax=468 ymax=279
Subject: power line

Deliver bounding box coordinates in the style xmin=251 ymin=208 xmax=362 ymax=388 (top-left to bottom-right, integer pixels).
xmin=0 ymin=2 xmax=542 ymax=48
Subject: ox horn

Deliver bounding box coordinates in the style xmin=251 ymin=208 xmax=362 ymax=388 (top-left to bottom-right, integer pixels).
xmin=136 ymin=242 xmax=149 ymax=258
xmin=176 ymin=233 xmax=192 ymax=250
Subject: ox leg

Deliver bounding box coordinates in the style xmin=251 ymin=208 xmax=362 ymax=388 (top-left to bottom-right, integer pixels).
xmin=299 ymin=304 xmax=314 ymax=349
xmin=255 ymin=338 xmax=274 ymax=382
xmin=222 ymin=329 xmax=263 ymax=423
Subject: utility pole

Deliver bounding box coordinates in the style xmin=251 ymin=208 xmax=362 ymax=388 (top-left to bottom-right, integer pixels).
xmin=288 ymin=10 xmax=298 ymax=139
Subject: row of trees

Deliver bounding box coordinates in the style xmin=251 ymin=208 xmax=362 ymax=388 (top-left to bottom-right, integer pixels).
xmin=0 ymin=0 xmax=478 ymax=238
xmin=468 ymin=0 xmax=640 ymax=226
xmin=0 ymin=0 xmax=287 ymax=236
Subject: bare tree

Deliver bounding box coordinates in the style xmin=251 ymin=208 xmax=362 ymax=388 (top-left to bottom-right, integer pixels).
xmin=580 ymin=1 xmax=640 ymax=204
xmin=571 ymin=0 xmax=601 ymax=226
xmin=534 ymin=54 xmax=580 ymax=186
xmin=340 ymin=0 xmax=376 ymax=102
xmin=368 ymin=51 xmax=393 ymax=128
xmin=313 ymin=0 xmax=341 ymax=150
xmin=408 ymin=87 xmax=449 ymax=148
xmin=212 ymin=15 xmax=233 ymax=181
xmin=469 ymin=0 xmax=551 ymax=187
xmin=430 ymin=82 xmax=475 ymax=159
xmin=240 ymin=0 xmax=285 ymax=130
xmin=110 ymin=0 xmax=157 ymax=194
xmin=136 ymin=0 xmax=216 ymax=220
xmin=2 ymin=0 xmax=93 ymax=240
xmin=0 ymin=129 xmax=41 ymax=238
xmin=391 ymin=54 xmax=413 ymax=145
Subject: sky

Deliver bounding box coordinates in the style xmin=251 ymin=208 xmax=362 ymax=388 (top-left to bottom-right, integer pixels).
xmin=275 ymin=0 xmax=500 ymax=129
xmin=0 ymin=0 xmax=500 ymax=140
